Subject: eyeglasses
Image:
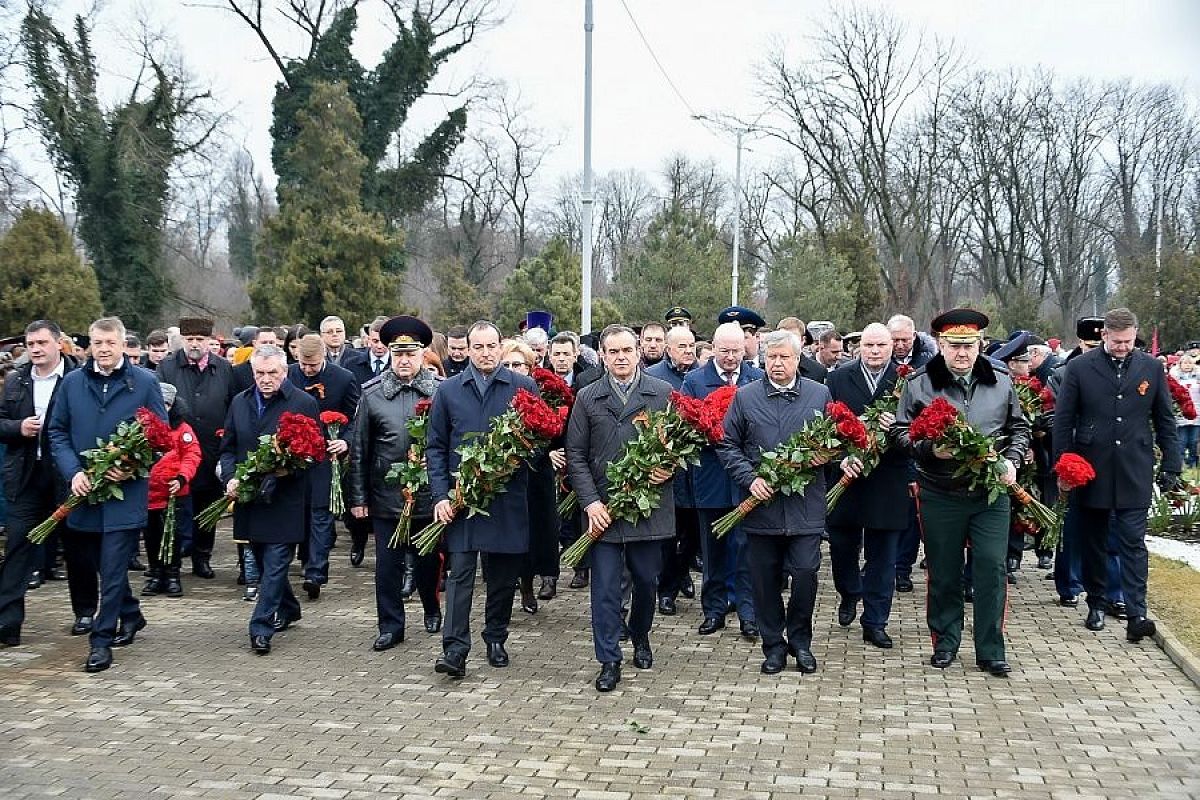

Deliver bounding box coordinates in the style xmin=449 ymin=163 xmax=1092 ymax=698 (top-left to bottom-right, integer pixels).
xmin=500 ymin=360 xmax=529 ymax=370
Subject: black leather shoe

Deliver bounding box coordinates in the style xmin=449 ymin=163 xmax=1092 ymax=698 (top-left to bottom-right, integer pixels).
xmin=85 ymin=646 xmax=112 ymax=672
xmin=1106 ymin=600 xmax=1129 ymax=621
xmin=537 ymin=577 xmax=557 ymax=600
xmin=424 ymin=613 xmax=443 ymax=633
xmin=486 ymin=642 xmax=509 ymax=668
xmin=349 ymin=543 xmax=365 ymax=567
xmin=1037 ymin=554 xmax=1053 ymax=570
xmin=1085 ymin=606 xmax=1105 ymax=631
xmin=837 ymin=597 xmax=857 ymax=627
xmin=568 ymin=568 xmax=589 ymax=589
xmin=863 ymin=627 xmax=893 ymax=648
xmin=71 ymin=615 xmax=93 ymax=636
xmin=43 ymin=567 xmax=66 ymax=581
xmin=399 ymin=553 xmax=416 ymax=599
xmin=698 ymin=616 xmax=725 ymax=635
xmin=1006 ymin=572 xmax=1017 ymax=585
xmin=191 ymin=557 xmax=214 ymax=580
xmin=595 ymin=661 xmax=621 ymax=692
xmin=303 ymin=580 xmax=321 ymax=600
xmin=373 ymin=631 xmax=404 ymax=651
xmin=1127 ymin=616 xmax=1156 ymax=643
xmin=761 ymin=652 xmax=787 ymax=674
xmin=141 ymin=575 xmax=163 ymax=596
xmin=128 ymin=557 xmax=146 ymax=572
xmin=1058 ymin=595 xmax=1078 ymax=608
xmin=520 ymin=590 xmax=538 ymax=615
xmin=740 ymin=620 xmax=759 ymax=639
xmin=794 ymin=649 xmax=818 ymax=674
xmin=657 ymin=596 xmax=677 ymax=616
xmin=930 ymin=650 xmax=955 ymax=668
xmin=977 ymin=659 xmax=1012 ymax=676
xmin=680 ymin=573 xmax=695 ymax=599
xmin=435 ymin=652 xmax=466 ymax=678
xmin=0 ymin=627 xmax=20 ymax=647
xmin=619 ymin=620 xmax=630 ymax=642
xmin=163 ymin=574 xmax=183 ymax=597
xmin=895 ymin=575 xmax=914 ymax=593
xmin=272 ymin=612 xmax=301 ymax=632
xmin=112 ymin=616 xmax=147 ymax=647
xmin=632 ymin=639 xmax=653 ymax=669
xmin=250 ymin=635 xmax=271 ymax=655
xmin=27 ymin=571 xmax=42 ymax=590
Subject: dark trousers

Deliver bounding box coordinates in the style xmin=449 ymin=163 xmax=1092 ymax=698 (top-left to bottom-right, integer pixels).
xmin=61 ymin=527 xmax=100 ymax=617
xmin=558 ymin=510 xmax=589 ymax=569
xmin=346 ymin=512 xmax=371 ymax=552
xmin=658 ymin=506 xmax=699 ymax=599
xmin=249 ymin=542 xmax=301 ymax=638
xmin=828 ymin=524 xmax=901 ymax=630
xmin=0 ymin=489 xmax=56 ymax=632
xmin=442 ymin=550 xmax=522 ymax=659
xmin=590 ymin=539 xmax=663 ymax=663
xmin=745 ymin=532 xmax=820 ymax=657
xmin=372 ymin=517 xmax=441 ymax=634
xmin=189 ymin=483 xmax=222 ymax=558
xmin=144 ymin=498 xmax=192 ymax=571
xmin=698 ymin=508 xmax=755 ymax=622
xmin=304 ymin=507 xmax=336 ymax=584
xmin=91 ymin=529 xmax=142 ymax=648
xmin=919 ymin=487 xmax=1009 ymax=662
xmin=1076 ymin=506 xmax=1149 ymax=618
xmin=895 ymin=492 xmax=921 ymax=578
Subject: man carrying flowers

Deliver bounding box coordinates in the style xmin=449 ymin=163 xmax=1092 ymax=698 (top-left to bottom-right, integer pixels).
xmin=715 ymin=329 xmax=833 ymax=676
xmin=566 ymin=324 xmax=676 ymax=692
xmin=888 ymin=309 xmax=1030 ymax=677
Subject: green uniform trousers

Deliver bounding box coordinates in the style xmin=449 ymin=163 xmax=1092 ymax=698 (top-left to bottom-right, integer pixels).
xmin=918 ymin=485 xmax=1010 ymax=662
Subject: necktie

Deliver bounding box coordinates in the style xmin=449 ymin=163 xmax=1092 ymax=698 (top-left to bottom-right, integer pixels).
xmin=723 ymin=371 xmax=735 ymax=386
xmin=373 ymin=358 xmax=384 ymax=376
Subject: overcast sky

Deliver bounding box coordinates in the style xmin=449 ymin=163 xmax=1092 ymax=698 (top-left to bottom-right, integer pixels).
xmin=20 ymin=0 xmax=1200 ymax=197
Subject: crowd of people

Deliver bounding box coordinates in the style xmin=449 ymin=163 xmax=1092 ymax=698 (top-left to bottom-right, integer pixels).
xmin=0 ymin=302 xmax=1189 ymax=688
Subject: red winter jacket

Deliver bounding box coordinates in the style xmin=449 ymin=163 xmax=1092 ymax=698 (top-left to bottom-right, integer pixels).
xmin=148 ymin=421 xmax=203 ymax=510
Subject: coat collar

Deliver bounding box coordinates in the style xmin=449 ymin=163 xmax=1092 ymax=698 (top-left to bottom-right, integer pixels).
xmin=926 ymin=352 xmax=1001 ymax=392
xmin=380 ymin=367 xmax=439 ymax=401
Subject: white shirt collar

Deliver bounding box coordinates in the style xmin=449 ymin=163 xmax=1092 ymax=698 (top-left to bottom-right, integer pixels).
xmin=32 ymin=359 xmax=65 ymax=381
xmin=93 ymin=357 xmax=125 ymax=376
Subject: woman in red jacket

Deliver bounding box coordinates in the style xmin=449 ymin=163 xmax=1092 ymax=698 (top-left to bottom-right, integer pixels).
xmin=143 ymin=383 xmax=202 ymax=598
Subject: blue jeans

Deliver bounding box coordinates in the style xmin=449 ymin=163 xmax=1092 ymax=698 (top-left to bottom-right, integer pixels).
xmin=697 ymin=508 xmax=754 ymax=623
xmin=91 ymin=529 xmax=142 ymax=648
xmin=1180 ymin=424 xmax=1199 ymax=468
xmin=249 ymin=542 xmax=300 ymax=638
xmin=242 ymin=544 xmax=261 ymax=584
xmin=304 ymin=507 xmax=336 ymax=584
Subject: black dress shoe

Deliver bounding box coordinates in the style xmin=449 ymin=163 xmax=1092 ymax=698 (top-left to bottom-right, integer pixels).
xmin=1106 ymin=600 xmax=1129 ymax=621
xmin=680 ymin=574 xmax=695 ymax=598
xmin=85 ymin=646 xmax=113 ymax=672
xmin=595 ymin=661 xmax=621 ymax=692
xmin=43 ymin=567 xmax=66 ymax=581
xmin=895 ymin=575 xmax=914 ymax=593
xmin=1037 ymin=554 xmax=1054 ymax=570
xmin=349 ymin=544 xmax=366 ymax=567
xmin=1127 ymin=616 xmax=1156 ymax=643
xmin=191 ymin=557 xmax=214 ymax=580
xmin=632 ymin=639 xmax=653 ymax=669
xmin=619 ymin=620 xmax=630 ymax=641
xmin=272 ymin=612 xmax=301 ymax=632
xmin=520 ymin=590 xmax=538 ymax=615
xmin=1085 ymin=606 xmax=1105 ymax=631
xmin=1058 ymin=595 xmax=1079 ymax=608
xmin=372 ymin=631 xmax=404 ymax=651
xmin=740 ymin=620 xmax=759 ymax=639
xmin=1006 ymin=572 xmax=1016 ymax=585
xmin=794 ymin=649 xmax=818 ymax=674
xmin=977 ymin=659 xmax=1012 ymax=676
xmin=128 ymin=557 xmax=146 ymax=572
xmin=930 ymin=650 xmax=955 ymax=668
xmin=0 ymin=627 xmax=20 ymax=647
xmin=141 ymin=575 xmax=163 ymax=596
xmin=486 ymin=642 xmax=509 ymax=667
xmin=698 ymin=616 xmax=725 ymax=635
xmin=761 ymin=652 xmax=787 ymax=674
xmin=71 ymin=615 xmax=94 ymax=636
xmin=863 ymin=627 xmax=893 ymax=648
xmin=837 ymin=597 xmax=857 ymax=627
xmin=568 ymin=568 xmax=589 ymax=589
xmin=250 ymin=635 xmax=271 ymax=655
xmin=303 ymin=580 xmax=321 ymax=600
xmin=27 ymin=571 xmax=42 ymax=590
xmin=435 ymin=652 xmax=466 ymax=678
xmin=112 ymin=616 xmax=147 ymax=647
xmin=399 ymin=553 xmax=416 ymax=599
xmin=424 ymin=613 xmax=443 ymax=633
xmin=657 ymin=596 xmax=677 ymax=616
xmin=163 ymin=574 xmax=183 ymax=597
xmin=537 ymin=578 xmax=557 ymax=600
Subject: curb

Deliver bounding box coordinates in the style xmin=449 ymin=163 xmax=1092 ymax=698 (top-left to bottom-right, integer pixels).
xmin=1150 ymin=612 xmax=1200 ymax=691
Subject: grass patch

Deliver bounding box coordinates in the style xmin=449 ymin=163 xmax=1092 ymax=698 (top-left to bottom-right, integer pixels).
xmin=1149 ymin=553 xmax=1200 ymax=653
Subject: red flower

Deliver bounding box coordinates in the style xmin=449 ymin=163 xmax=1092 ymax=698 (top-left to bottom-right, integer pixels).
xmin=1039 ymin=386 xmax=1056 ymax=412
xmin=895 ymin=364 xmax=913 ymax=379
xmin=671 ymin=390 xmax=726 ymax=444
xmin=319 ymin=411 xmax=349 ymax=427
xmin=277 ymin=412 xmax=327 ymax=463
xmin=1053 ymin=453 xmax=1096 ymax=490
xmin=414 ymin=398 xmax=433 ymax=416
xmin=1168 ymin=374 xmax=1197 ymax=420
xmin=909 ymin=397 xmax=961 ymax=442
xmin=1014 ymin=375 xmax=1044 ymax=393
xmin=514 ymin=389 xmax=565 ymax=440
xmin=533 ymin=367 xmax=575 ymax=411
xmin=825 ymin=401 xmax=869 ymax=450
xmin=136 ymin=407 xmax=174 ymax=452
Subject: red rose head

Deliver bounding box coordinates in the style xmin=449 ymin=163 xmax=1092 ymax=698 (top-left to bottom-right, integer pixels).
xmin=319 ymin=411 xmax=349 ymax=427
xmin=1053 ymin=452 xmax=1096 ymax=489
xmin=909 ymin=396 xmax=961 ymax=442
xmin=514 ymin=388 xmax=565 ymax=440
xmin=414 ymin=397 xmax=433 ymax=416
xmin=895 ymin=364 xmax=913 ymax=379
xmin=277 ymin=412 xmax=327 ymax=463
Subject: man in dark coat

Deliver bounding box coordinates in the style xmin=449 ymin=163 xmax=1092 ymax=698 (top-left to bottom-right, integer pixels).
xmin=158 ymin=316 xmax=237 ymax=579
xmin=682 ymin=322 xmax=762 ymax=639
xmin=426 ymin=321 xmax=539 ymax=678
xmin=288 ymin=334 xmax=360 ymax=600
xmin=344 ymin=316 xmax=391 ymax=386
xmin=567 ymin=324 xmax=676 ymax=692
xmin=348 ymin=316 xmax=443 ymax=650
xmin=1052 ymin=307 xmax=1181 ymax=644
xmin=889 ymin=314 xmax=935 ymax=370
xmin=888 ymin=313 xmax=934 ymax=592
xmin=48 ymin=317 xmax=168 ymax=673
xmin=0 ymin=320 xmax=87 ymax=645
xmin=717 ymin=329 xmax=833 ymax=675
xmin=825 ymin=323 xmax=909 ymax=649
xmin=219 ymin=345 xmax=320 ymax=655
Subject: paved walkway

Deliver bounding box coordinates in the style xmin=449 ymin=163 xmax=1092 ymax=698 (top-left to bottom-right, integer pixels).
xmin=2 ymin=540 xmax=1199 ymax=800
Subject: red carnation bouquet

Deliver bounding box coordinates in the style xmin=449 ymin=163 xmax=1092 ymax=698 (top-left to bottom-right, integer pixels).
xmin=711 ymin=401 xmax=848 ymax=538
xmin=384 ymin=397 xmax=433 ymax=546
xmin=562 ymin=386 xmax=737 ymax=566
xmin=194 ymin=412 xmax=327 ymax=531
xmin=1041 ymin=452 xmax=1096 ymax=549
xmin=29 ymin=407 xmax=167 ymax=544
xmin=412 ymin=389 xmax=565 ymax=556
xmin=1013 ymin=375 xmax=1055 ymax=423
xmin=1168 ymin=374 xmax=1197 ymax=420
xmin=320 ymin=410 xmax=350 ymax=515
xmin=908 ymin=396 xmax=1057 ymax=529
xmin=533 ymin=367 xmax=575 ymax=412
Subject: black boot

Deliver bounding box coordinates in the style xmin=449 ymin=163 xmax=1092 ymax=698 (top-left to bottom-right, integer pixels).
xmin=164 ymin=566 xmax=183 ymax=598
xmin=141 ymin=567 xmax=164 ymax=596
xmin=520 ymin=576 xmax=538 ymax=614
xmin=399 ymin=551 xmax=416 ymax=600
xmin=192 ymin=554 xmax=214 ymax=580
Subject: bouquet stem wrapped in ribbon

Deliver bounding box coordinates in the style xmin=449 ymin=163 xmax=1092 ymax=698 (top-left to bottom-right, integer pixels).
xmin=907 ymin=396 xmax=1057 ymax=531
xmin=320 ymin=411 xmax=350 ymax=516
xmin=1042 ymin=452 xmax=1096 ymax=550
xmin=384 ymin=397 xmax=433 ymax=547
xmin=412 ymin=389 xmax=566 ymax=556
xmin=562 ymin=387 xmax=736 ymax=568
xmin=713 ymin=402 xmax=851 ymax=538
xmin=194 ymin=412 xmax=327 ymax=532
xmin=29 ymin=408 xmax=169 ymax=544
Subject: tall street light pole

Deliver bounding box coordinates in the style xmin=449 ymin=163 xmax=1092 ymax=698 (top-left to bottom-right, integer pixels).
xmin=693 ymin=113 xmax=753 ymax=307
xmin=580 ymin=0 xmax=594 ymax=334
